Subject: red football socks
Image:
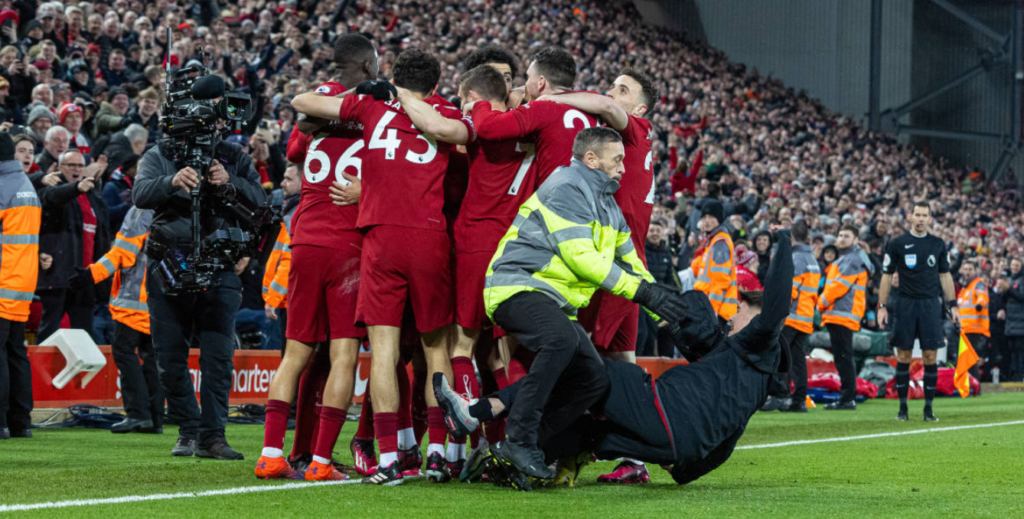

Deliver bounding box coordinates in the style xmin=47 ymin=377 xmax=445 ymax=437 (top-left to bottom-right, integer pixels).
xmin=263 ymin=399 xmax=291 ymax=451
xmin=427 ymin=407 xmax=447 ymax=447
xmin=492 ymin=367 xmax=510 ymax=390
xmin=375 ymin=412 xmax=399 ymax=455
xmin=355 ymin=391 xmax=374 ymax=440
xmin=290 ymin=347 xmax=330 ymax=459
xmin=312 ymin=406 xmax=347 ymax=461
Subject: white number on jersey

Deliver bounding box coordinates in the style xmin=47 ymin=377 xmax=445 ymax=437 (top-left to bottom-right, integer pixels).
xmin=369 ymin=111 xmax=400 ymax=160
xmin=508 ymin=142 xmax=536 ymax=195
xmin=563 ymin=109 xmax=592 ymax=130
xmin=644 ymin=151 xmax=656 ymax=204
xmin=406 ymin=133 xmax=437 ymax=164
xmin=303 ymin=136 xmax=365 ymax=185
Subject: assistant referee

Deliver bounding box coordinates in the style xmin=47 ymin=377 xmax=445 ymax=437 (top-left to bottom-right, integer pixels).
xmin=877 ymin=202 xmax=958 ymax=422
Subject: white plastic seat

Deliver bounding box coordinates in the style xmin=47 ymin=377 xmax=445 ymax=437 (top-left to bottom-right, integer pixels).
xmin=40 ymin=329 xmax=107 ymax=389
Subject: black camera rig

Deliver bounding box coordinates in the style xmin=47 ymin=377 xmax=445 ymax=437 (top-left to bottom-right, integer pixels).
xmin=153 ymin=27 xmax=279 ymax=296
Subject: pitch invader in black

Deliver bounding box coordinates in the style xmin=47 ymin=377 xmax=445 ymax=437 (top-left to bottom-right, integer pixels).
xmin=877 ymin=202 xmax=958 ymax=422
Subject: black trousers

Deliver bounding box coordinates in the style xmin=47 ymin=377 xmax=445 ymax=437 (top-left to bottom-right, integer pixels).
xmin=147 ymin=267 xmax=241 ymax=446
xmin=36 ymin=288 xmax=94 ymax=343
xmin=492 ymin=292 xmax=609 ymax=447
xmin=1009 ymin=336 xmax=1024 ymax=382
xmin=111 ymin=322 xmax=164 ymax=425
xmin=767 ymin=327 xmax=809 ymax=400
xmin=826 ymin=323 xmax=856 ymax=403
xmin=495 ymin=360 xmax=673 ymax=465
xmin=0 ymin=318 xmax=32 ymax=431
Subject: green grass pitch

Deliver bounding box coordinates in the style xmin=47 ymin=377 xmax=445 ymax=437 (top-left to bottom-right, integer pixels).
xmin=2 ymin=393 xmax=1022 ymax=518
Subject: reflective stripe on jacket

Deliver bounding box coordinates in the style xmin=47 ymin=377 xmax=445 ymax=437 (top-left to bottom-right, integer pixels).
xmin=263 ymin=198 xmax=296 ymax=309
xmin=785 ymin=242 xmax=821 ymax=334
xmin=819 ymin=244 xmax=873 ymax=331
xmin=484 ymin=159 xmax=654 ymax=320
xmin=89 ymin=207 xmax=153 ymax=334
xmin=958 ymin=277 xmax=989 ymax=337
xmin=0 ymin=160 xmax=41 ymax=322
xmin=690 ymin=225 xmax=737 ymax=319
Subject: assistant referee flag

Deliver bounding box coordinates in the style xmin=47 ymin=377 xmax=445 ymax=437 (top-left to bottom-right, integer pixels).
xmin=954 ymin=332 xmax=978 ymax=398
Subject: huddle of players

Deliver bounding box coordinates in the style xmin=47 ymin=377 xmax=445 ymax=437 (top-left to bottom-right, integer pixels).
xmin=252 ymin=33 xmax=659 ymax=486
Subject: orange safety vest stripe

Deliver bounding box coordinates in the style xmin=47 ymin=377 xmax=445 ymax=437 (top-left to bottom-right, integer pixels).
xmin=958 ymin=278 xmax=989 ymax=336
xmin=692 ymin=230 xmax=737 ymax=319
xmin=0 ymin=202 xmax=41 ymax=322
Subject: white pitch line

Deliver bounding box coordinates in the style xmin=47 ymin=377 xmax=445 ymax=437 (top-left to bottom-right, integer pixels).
xmin=4 ymin=420 xmax=1023 ymax=513
xmin=0 ymin=479 xmax=362 ymax=514
xmin=736 ymin=419 xmax=1024 ymax=450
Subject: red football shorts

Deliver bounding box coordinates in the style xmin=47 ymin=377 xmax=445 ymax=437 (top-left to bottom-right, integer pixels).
xmin=286 ymin=237 xmax=365 ymax=342
xmin=455 ymin=251 xmax=494 ymax=330
xmin=356 ymin=225 xmax=453 ymax=333
xmin=577 ymin=290 xmax=639 ymax=353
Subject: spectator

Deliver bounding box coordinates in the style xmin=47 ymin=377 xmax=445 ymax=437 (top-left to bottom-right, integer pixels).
xmin=35 ymin=149 xmax=110 ymax=342
xmin=34 ymin=125 xmax=68 ymax=173
xmin=101 ymin=48 xmax=129 ymax=87
xmin=30 ymin=83 xmax=52 ymax=109
xmin=102 ymin=148 xmax=139 ymax=233
xmin=58 ymin=102 xmax=90 ymax=155
xmin=92 ymin=86 xmax=129 ymax=139
xmin=125 ymin=87 xmax=160 ymax=143
xmin=1005 ymin=258 xmax=1024 ymax=381
xmin=752 ymin=230 xmax=772 ymax=284
xmin=0 ymin=76 xmax=11 ymax=123
xmin=638 ymin=216 xmax=681 ymax=357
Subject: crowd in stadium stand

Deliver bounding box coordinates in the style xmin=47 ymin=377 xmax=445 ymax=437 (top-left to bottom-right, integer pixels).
xmin=6 ymin=0 xmax=1023 ymax=381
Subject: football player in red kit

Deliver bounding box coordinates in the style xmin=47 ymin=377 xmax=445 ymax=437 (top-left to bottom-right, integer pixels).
xmin=536 ymin=69 xmax=660 ymax=484
xmin=467 ymin=46 xmax=598 ymax=186
xmin=254 ymin=34 xmax=378 ymax=483
xmin=291 ymin=49 xmax=475 ymax=486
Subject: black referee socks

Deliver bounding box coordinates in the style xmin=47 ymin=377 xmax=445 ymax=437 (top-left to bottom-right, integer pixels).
xmin=469 ymin=400 xmax=495 ymax=422
xmin=923 ymin=364 xmax=938 ymax=410
xmin=895 ymin=362 xmax=910 ymax=413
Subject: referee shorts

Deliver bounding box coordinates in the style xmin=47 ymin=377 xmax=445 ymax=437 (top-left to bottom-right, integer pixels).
xmin=892 ymin=297 xmax=944 ymax=351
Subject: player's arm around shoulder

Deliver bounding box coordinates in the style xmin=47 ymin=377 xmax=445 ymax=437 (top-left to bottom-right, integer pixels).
xmin=396 ymin=87 xmax=471 ymax=145
xmin=537 ymin=92 xmax=628 ymax=130
xmin=291 ymin=88 xmax=357 ymax=121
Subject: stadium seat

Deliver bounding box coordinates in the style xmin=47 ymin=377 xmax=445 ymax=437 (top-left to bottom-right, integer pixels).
xmin=41 ymin=329 xmax=108 ymax=390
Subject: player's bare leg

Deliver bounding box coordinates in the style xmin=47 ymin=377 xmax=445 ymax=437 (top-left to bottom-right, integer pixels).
xmin=363 ymin=325 xmax=404 ymax=485
xmin=423 ymin=324 xmax=455 ymax=482
xmin=256 ymin=340 xmax=316 ymax=479
xmin=305 ymin=338 xmax=360 ymax=481
xmin=602 ymin=350 xmax=636 ymax=363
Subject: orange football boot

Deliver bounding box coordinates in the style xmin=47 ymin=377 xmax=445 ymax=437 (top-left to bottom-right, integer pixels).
xmin=255 ymin=456 xmax=300 ymax=480
xmin=305 ymin=460 xmax=349 ymax=481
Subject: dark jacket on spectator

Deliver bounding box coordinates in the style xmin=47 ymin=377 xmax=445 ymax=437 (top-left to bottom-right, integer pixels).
xmin=35 ymin=148 xmax=59 ymax=174
xmin=36 ymin=176 xmax=111 ymax=291
xmin=1004 ymin=272 xmax=1024 ymax=338
xmin=92 ymin=101 xmax=126 ymax=140
xmin=102 ymin=169 xmax=133 ymax=233
xmin=646 ymin=239 xmax=681 ymax=288
xmin=125 ymin=107 xmax=161 ymax=144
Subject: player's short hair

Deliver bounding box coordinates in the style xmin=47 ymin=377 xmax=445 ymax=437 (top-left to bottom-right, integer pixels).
xmin=912 ymin=201 xmax=931 ymax=214
xmin=792 ymin=219 xmax=809 ymax=243
xmin=839 ymin=223 xmax=859 ymax=237
xmin=572 ymin=127 xmax=622 ymax=161
xmin=530 ymin=46 xmax=576 ymax=89
xmin=738 ymin=288 xmax=763 ymax=308
xmin=464 ymin=44 xmax=519 ymax=79
xmin=333 ymin=33 xmax=376 ymax=68
xmin=459 ymin=65 xmax=507 ymax=103
xmin=393 ymin=49 xmax=440 ymax=96
xmin=620 ymin=68 xmax=658 ymax=117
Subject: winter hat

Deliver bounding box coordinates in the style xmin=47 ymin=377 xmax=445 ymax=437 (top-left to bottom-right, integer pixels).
xmin=736 ymin=249 xmax=758 ymax=268
xmin=736 ymin=265 xmax=763 ymax=292
xmin=27 ymin=105 xmax=55 ymax=126
xmin=59 ymin=102 xmax=81 ymax=124
xmin=701 ymin=199 xmax=725 ymax=224
xmin=0 ymin=9 xmax=19 ymax=26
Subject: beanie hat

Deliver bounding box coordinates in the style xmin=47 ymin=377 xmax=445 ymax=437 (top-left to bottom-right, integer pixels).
xmin=0 ymin=9 xmax=19 ymax=26
xmin=58 ymin=102 xmax=81 ymax=124
xmin=736 ymin=265 xmax=763 ymax=292
xmin=736 ymin=249 xmax=758 ymax=268
xmin=27 ymin=105 xmax=55 ymax=126
xmin=108 ymin=86 xmax=128 ymax=101
xmin=701 ymin=199 xmax=725 ymax=224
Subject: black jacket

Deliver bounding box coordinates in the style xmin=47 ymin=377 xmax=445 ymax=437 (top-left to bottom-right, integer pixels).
xmin=36 ymin=176 xmax=111 ymax=291
xmin=645 ymin=239 xmax=680 ymax=287
xmin=658 ymin=230 xmax=793 ymax=485
xmin=1005 ymin=272 xmax=1024 ymax=338
xmin=133 ymin=139 xmax=265 ymax=252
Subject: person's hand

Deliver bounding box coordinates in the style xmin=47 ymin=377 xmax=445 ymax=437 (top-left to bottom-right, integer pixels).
xmin=208 ymin=162 xmax=230 ymax=185
xmin=234 ymin=256 xmax=250 ymax=275
xmin=632 ymin=281 xmax=687 ymax=323
xmin=461 ymin=100 xmax=478 ymax=114
xmin=949 ymin=306 xmax=960 ymax=327
xmin=876 ymin=307 xmax=887 ymax=329
xmin=39 ymin=253 xmax=53 ymax=270
xmin=172 ymin=167 xmax=199 ymax=191
xmin=0 ymin=121 xmax=13 ymax=132
xmin=265 ymin=305 xmax=278 ymax=321
xmin=329 ymin=174 xmax=360 ymax=206
xmin=508 ymin=87 xmax=525 ymax=108
xmin=77 ymin=176 xmax=96 ymax=193
xmin=41 ymin=165 xmax=62 ymax=186
xmin=998 ymin=309 xmax=1006 ymax=320
xmin=356 ymin=80 xmax=396 ymax=101
xmin=85 ymin=155 xmax=108 ymax=180
xmin=68 ymin=266 xmax=93 ymax=292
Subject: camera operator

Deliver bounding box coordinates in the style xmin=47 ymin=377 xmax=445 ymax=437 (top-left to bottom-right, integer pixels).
xmin=133 ymin=126 xmax=265 ymax=460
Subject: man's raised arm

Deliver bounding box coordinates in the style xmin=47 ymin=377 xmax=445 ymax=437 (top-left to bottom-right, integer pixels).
xmin=291 ymin=88 xmax=356 ymax=121
xmin=396 ymin=87 xmax=471 ymax=145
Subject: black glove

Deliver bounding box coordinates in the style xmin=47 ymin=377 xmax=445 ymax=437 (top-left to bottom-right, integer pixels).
xmin=355 ymin=80 xmax=397 ymax=101
xmin=0 ymin=129 xmax=13 ymax=161
xmin=68 ymin=266 xmax=93 ymax=292
xmin=632 ymin=281 xmax=686 ymax=323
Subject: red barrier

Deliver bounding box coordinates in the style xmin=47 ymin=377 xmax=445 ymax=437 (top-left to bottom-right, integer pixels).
xmin=29 ymin=346 xmax=686 ymax=409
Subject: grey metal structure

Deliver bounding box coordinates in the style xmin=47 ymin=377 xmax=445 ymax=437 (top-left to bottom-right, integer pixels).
xmin=870 ymin=0 xmax=1024 ymax=183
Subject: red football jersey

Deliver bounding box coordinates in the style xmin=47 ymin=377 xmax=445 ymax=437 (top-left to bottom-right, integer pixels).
xmin=454 ymin=138 xmax=536 ymax=253
xmin=287 ymin=81 xmax=366 ymax=247
xmin=471 ymin=92 xmax=598 ymax=186
xmin=616 ymin=115 xmax=655 ymax=265
xmin=338 ymin=93 xmax=474 ymax=232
